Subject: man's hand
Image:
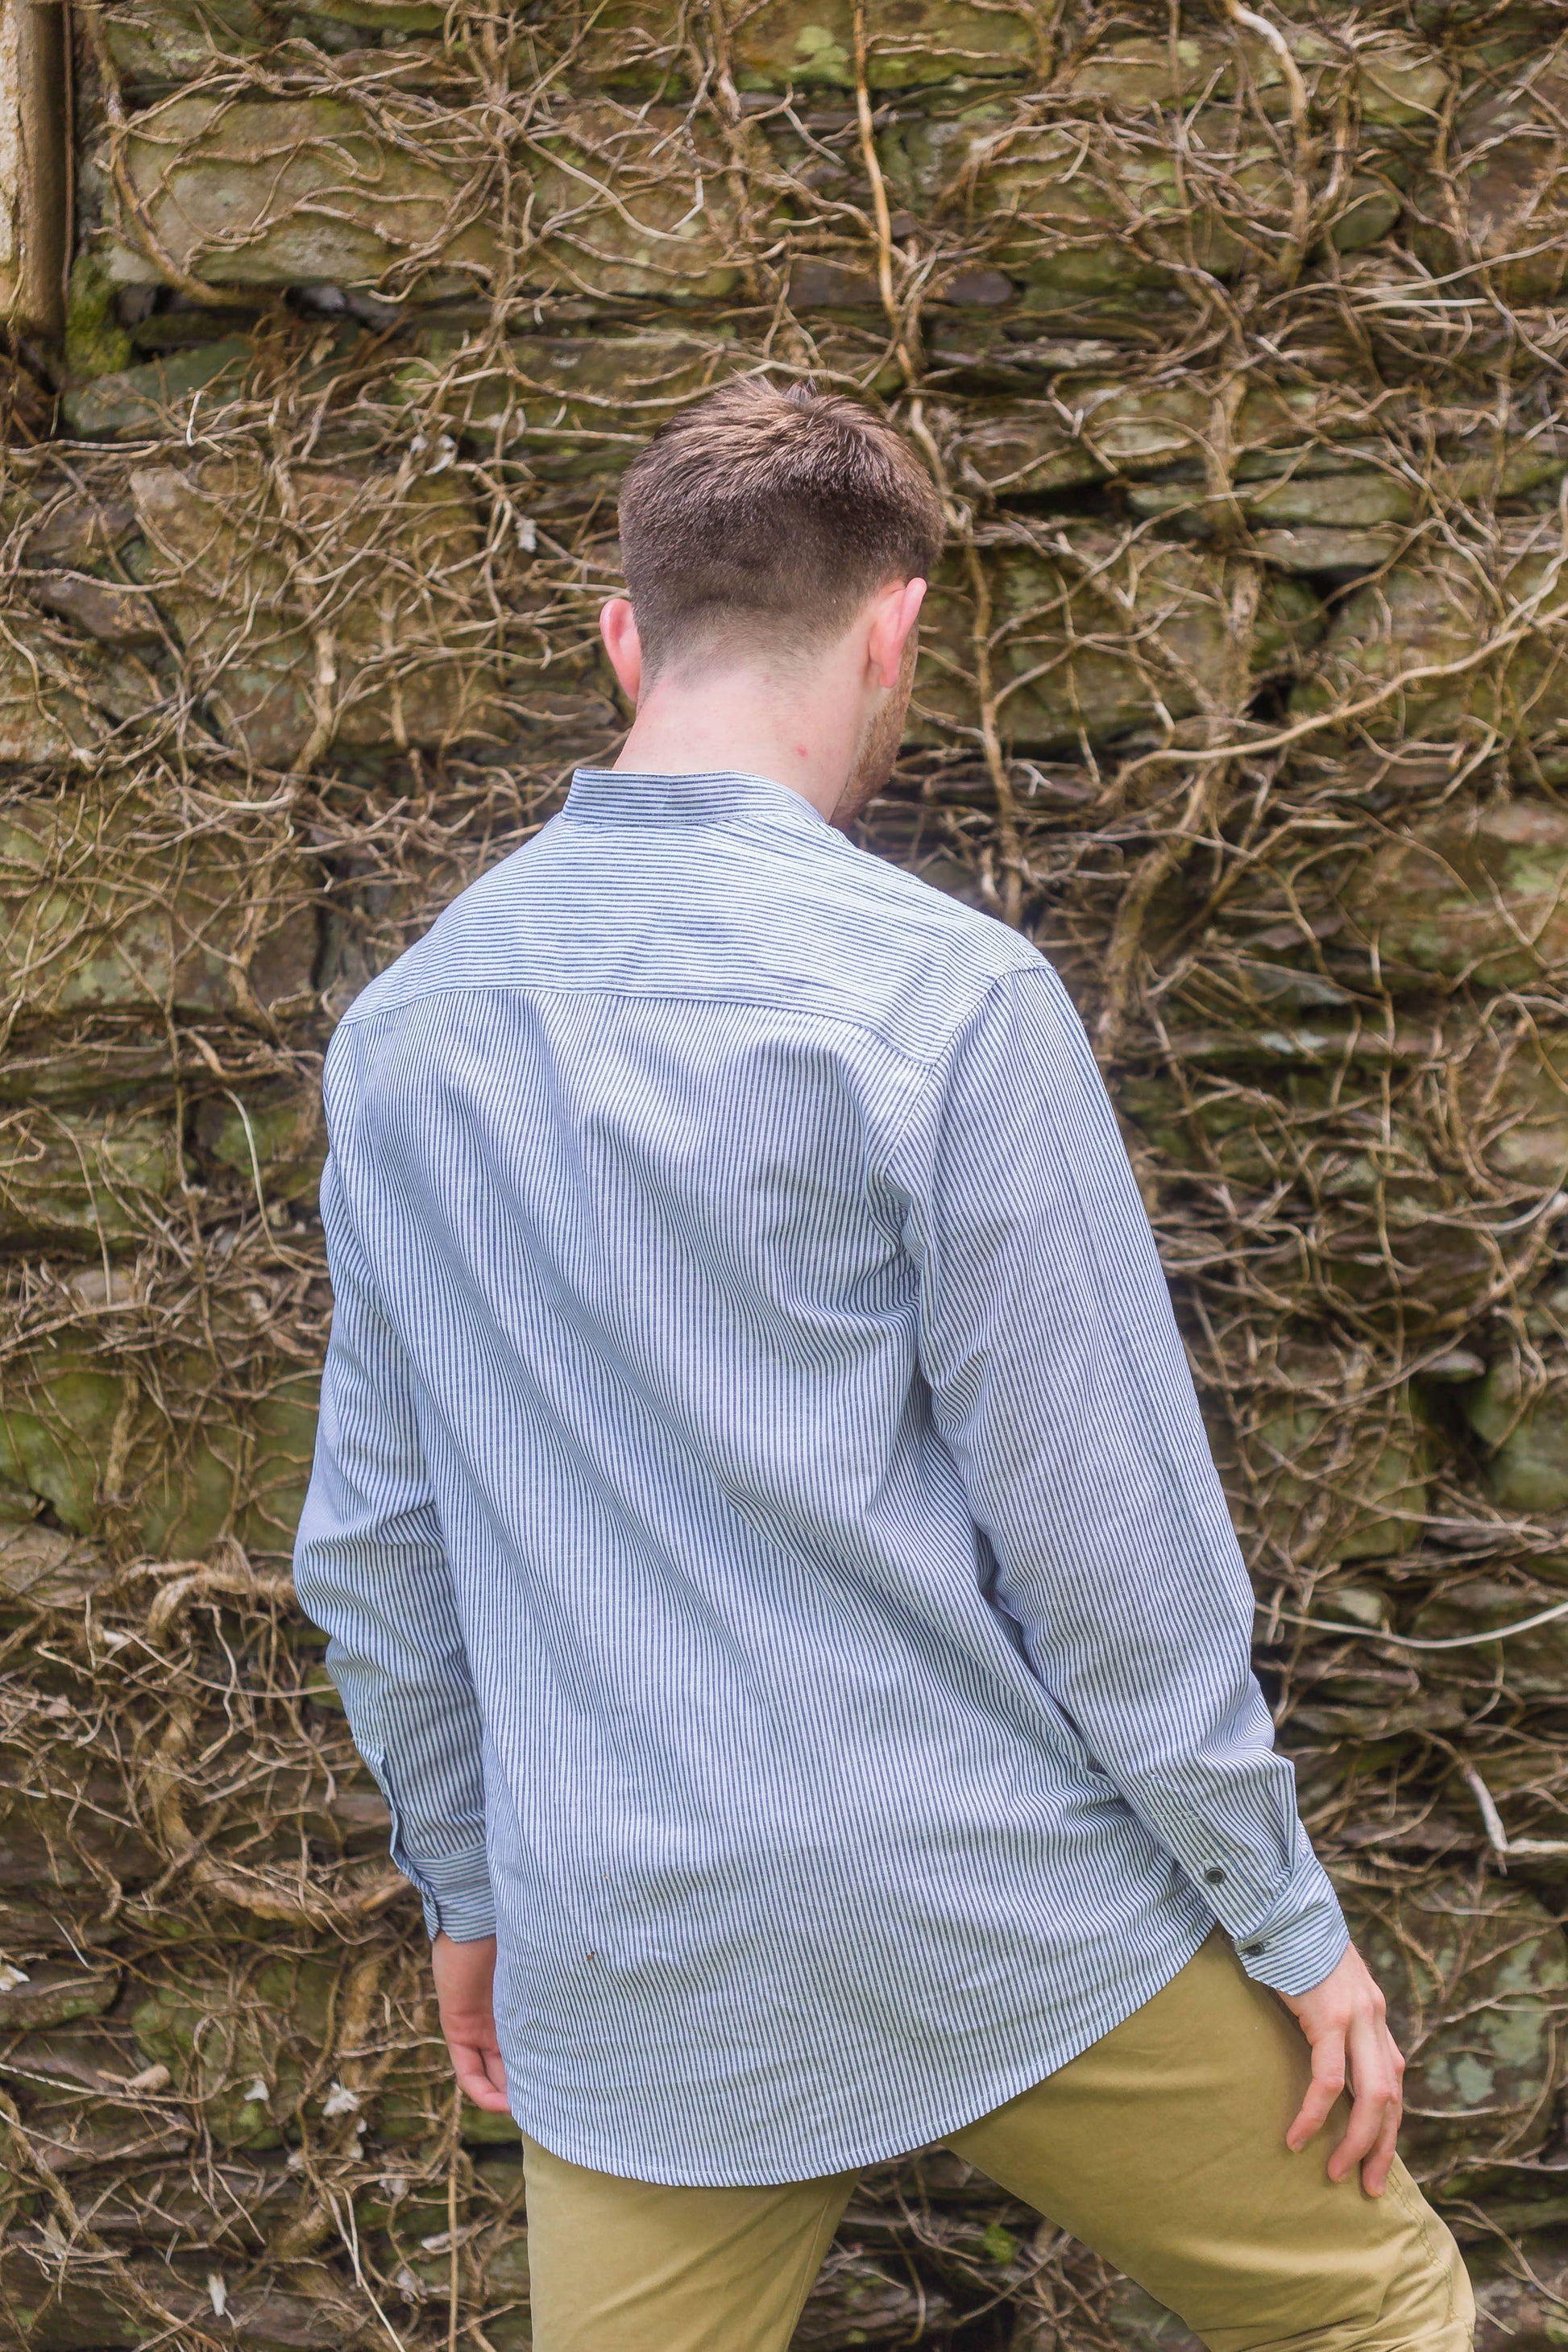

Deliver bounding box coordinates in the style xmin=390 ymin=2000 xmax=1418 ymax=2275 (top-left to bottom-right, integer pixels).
xmin=1277 ymin=1941 xmax=1404 ymax=2196
xmin=431 ymin=1932 xmax=510 ymax=2113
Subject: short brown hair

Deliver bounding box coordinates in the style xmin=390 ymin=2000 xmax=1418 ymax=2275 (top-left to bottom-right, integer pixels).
xmin=617 ymin=380 xmax=944 ymax=678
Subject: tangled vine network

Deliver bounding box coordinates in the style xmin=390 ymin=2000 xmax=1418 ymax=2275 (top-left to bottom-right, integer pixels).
xmin=5 ymin=0 xmax=1568 ymax=2343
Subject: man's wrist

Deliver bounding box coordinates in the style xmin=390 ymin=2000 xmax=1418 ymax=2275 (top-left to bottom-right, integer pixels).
xmin=413 ymin=1856 xmax=497 ymax=1945
xmin=1233 ymin=1902 xmax=1350 ymax=1998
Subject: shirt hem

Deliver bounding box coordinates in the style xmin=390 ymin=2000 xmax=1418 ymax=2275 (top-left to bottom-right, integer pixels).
xmin=503 ymin=1909 xmax=1213 ymax=2190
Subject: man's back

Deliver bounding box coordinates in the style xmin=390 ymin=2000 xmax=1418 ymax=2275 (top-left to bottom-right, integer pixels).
xmin=299 ymin=763 xmax=1342 ymax=2184
xmin=296 ymin=380 xmax=1451 ymax=2346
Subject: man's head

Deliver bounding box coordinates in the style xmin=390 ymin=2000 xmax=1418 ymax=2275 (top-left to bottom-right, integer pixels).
xmin=599 ymin=380 xmax=944 ymax=821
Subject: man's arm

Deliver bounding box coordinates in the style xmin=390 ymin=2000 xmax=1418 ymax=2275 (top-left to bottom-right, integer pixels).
xmin=891 ymin=962 xmax=1400 ymax=2188
xmin=294 ymin=1151 xmax=496 ymax=1949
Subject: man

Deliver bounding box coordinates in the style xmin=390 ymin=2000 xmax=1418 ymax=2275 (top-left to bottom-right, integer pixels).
xmin=295 ymin=381 xmax=1472 ymax=2351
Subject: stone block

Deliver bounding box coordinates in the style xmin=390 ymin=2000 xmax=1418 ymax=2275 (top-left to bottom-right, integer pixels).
xmin=1412 ymin=58 xmax=1568 ymax=302
xmin=1341 ymin=801 xmax=1568 ymax=996
xmin=1291 ymin=532 xmax=1568 ymax=764
xmin=1466 ymin=1358 xmax=1568 ymax=1516
xmin=0 ymin=614 xmax=158 ymax=762
xmin=0 ymin=1524 xmax=112 ymax=1615
xmin=1064 ymin=30 xmax=1450 ymax=132
xmin=883 ymin=102 xmax=1296 ymax=310
xmin=101 ymin=91 xmax=500 ymax=293
xmin=0 ymin=789 xmax=316 ymax=1025
xmin=102 ymin=0 xmax=443 ymax=88
xmin=0 ymin=1769 xmax=160 ymax=1892
xmin=1347 ymin=1874 xmax=1568 ymax=2183
xmin=0 ymin=1338 xmax=319 ymax=1559
xmin=130 ymin=1952 xmax=333 ymax=2147
xmin=915 ymin=533 xmax=1321 ymax=751
xmin=1126 ymin=1064 xmax=1522 ymax=1327
xmin=60 ymin=334 xmax=253 ymax=438
xmin=393 ymin=327 xmax=750 ymax=475
xmin=1473 ymin=2250 xmax=1568 ymax=2350
xmin=729 ymin=0 xmax=1039 ymax=92
xmin=0 ymin=1101 xmax=178 ymax=1251
xmin=131 ymin=456 xmax=496 ymax=764
xmin=101 ymin=96 xmax=738 ymax=302
xmin=1410 ymin=1571 xmax=1568 ymax=1686
xmin=192 ymin=1079 xmax=325 ymax=1209
xmin=0 ymin=1961 xmax=119 ymax=2031
xmin=521 ymin=105 xmax=742 ymax=302
xmin=937 ymin=379 xmax=1381 ymax=502
xmin=1211 ymin=1339 xmax=1436 ymax=1566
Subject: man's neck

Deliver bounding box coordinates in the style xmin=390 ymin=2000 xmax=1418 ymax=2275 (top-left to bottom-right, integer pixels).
xmin=610 ymin=662 xmax=860 ymax=823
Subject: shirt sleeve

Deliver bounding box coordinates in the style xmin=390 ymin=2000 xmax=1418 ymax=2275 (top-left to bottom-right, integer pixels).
xmin=293 ymin=1151 xmax=496 ymax=1943
xmin=889 ymin=960 xmax=1347 ymax=1998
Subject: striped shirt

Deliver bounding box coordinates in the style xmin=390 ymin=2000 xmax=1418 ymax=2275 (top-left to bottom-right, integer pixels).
xmin=294 ymin=765 xmax=1347 ymax=2188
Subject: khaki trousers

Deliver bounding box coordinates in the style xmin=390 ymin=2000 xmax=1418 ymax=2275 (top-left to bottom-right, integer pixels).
xmin=522 ymin=1934 xmax=1473 ymax=2352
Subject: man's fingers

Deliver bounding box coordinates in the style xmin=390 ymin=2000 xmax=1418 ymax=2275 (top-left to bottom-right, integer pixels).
xmin=1359 ymin=2082 xmax=1403 ymax=2200
xmin=1285 ymin=2030 xmax=1346 ymax=2151
xmin=1279 ymin=1942 xmax=1406 ymax=2192
xmin=1285 ymin=2014 xmax=1404 ymax=2189
xmin=1327 ymin=2013 xmax=1401 ymax=2189
xmin=447 ymin=2035 xmax=511 ymax=2113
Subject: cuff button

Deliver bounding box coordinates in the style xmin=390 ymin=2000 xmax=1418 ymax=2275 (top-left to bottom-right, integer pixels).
xmin=1241 ymin=1941 xmax=1264 ymax=1957
xmin=1204 ymin=1866 xmax=1226 ymax=1885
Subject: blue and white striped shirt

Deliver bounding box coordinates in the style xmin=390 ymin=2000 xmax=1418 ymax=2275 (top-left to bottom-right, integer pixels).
xmin=294 ymin=766 xmax=1347 ymax=2188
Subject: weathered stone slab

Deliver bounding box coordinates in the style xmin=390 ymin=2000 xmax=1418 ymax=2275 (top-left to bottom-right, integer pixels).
xmin=939 ymin=380 xmax=1380 ymax=501
xmin=521 ymin=105 xmax=741 ymax=302
xmin=393 ymin=326 xmax=749 ymax=473
xmin=131 ymin=456 xmax=496 ymax=765
xmin=1410 ymin=1571 xmax=1568 ymax=1685
xmin=915 ymin=533 xmax=1321 ymax=751
xmin=1412 ymin=60 xmax=1568 ymax=303
xmin=1454 ymin=1022 xmax=1568 ymax=1194
xmin=0 ymin=789 xmax=316 ymax=1024
xmin=1129 ymin=433 xmax=1568 ymax=568
xmin=101 ymin=96 xmax=739 ymax=301
xmin=1064 ymin=30 xmax=1450 ymax=131
xmin=1466 ymin=1358 xmax=1568 ymax=1515
xmin=729 ymin=0 xmax=1039 ymax=92
xmin=0 ymin=617 xmax=157 ymax=762
xmin=1347 ymin=1875 xmax=1568 ymax=2183
xmin=0 ymin=2239 xmax=359 ymax=2348
xmin=101 ymin=91 xmax=500 ymax=293
xmin=1472 ymin=2250 xmax=1568 ymax=2350
xmin=0 ymin=1336 xmax=319 ymax=1558
xmin=60 ymin=333 xmax=253 ymax=438
xmin=884 ymin=102 xmax=1296 ymax=308
xmin=102 ymin=0 xmax=443 ymax=89
xmin=1341 ymin=802 xmax=1568 ymax=995
xmin=1126 ymin=1065 xmax=1529 ymax=1328
xmin=193 ymin=1078 xmax=325 ymax=1208
xmin=1292 ymin=531 xmax=1568 ymax=762
xmin=0 ymin=1101 xmax=178 ymax=1251
xmin=0 ymin=1770 xmax=160 ymax=1890
xmin=1208 ymin=1339 xmax=1435 ymax=1566
xmin=0 ymin=1524 xmax=112 ymax=1613
xmin=0 ymin=1961 xmax=119 ymax=2031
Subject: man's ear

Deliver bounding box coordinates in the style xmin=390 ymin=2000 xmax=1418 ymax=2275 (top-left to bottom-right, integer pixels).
xmin=865 ymin=577 xmax=927 ymax=691
xmin=599 ymin=598 xmax=643 ymax=704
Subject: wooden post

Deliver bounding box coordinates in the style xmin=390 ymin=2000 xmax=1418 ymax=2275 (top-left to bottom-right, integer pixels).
xmin=0 ymin=0 xmax=68 ymax=339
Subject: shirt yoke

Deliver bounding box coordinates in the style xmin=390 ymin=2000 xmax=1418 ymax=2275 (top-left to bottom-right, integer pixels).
xmin=334 ymin=801 xmax=1045 ymax=1084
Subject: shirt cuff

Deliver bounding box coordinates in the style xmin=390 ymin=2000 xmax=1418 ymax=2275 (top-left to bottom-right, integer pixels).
xmin=409 ymin=1852 xmax=497 ymax=1943
xmin=1230 ymin=1865 xmax=1350 ymax=1998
